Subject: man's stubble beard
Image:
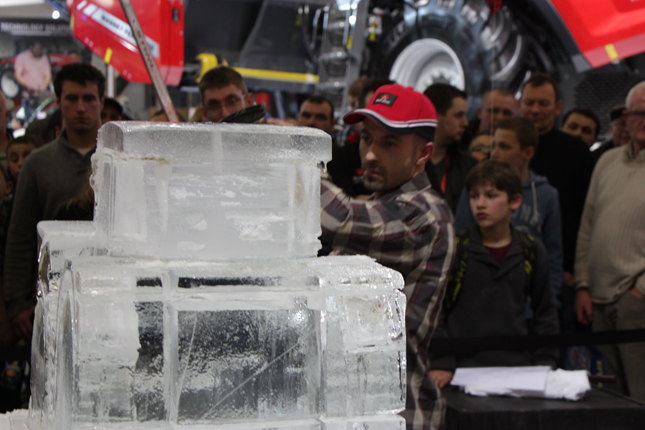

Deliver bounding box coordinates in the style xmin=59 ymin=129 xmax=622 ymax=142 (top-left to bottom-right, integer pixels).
xmin=363 ymin=176 xmax=385 ymax=192
xmin=362 ymin=161 xmax=387 ymax=193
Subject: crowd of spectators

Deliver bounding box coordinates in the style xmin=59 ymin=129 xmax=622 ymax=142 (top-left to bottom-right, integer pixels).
xmin=0 ymin=62 xmax=643 ymax=430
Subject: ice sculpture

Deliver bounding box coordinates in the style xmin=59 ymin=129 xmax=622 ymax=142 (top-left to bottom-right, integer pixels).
xmin=2 ymin=123 xmax=406 ymax=430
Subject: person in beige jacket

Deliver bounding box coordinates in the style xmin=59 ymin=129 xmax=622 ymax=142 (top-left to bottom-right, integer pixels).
xmin=574 ymin=80 xmax=645 ymax=402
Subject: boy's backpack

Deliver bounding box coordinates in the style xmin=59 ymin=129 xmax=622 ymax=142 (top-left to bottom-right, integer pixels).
xmin=443 ymin=228 xmax=538 ymax=312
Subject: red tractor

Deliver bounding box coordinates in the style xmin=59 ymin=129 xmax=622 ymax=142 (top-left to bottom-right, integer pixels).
xmin=176 ymin=0 xmax=645 ymax=127
xmin=61 ymin=0 xmax=645 ymax=129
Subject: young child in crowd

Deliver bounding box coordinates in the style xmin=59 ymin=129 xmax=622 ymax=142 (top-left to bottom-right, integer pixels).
xmin=429 ymin=160 xmax=559 ymax=389
xmin=1 ymin=135 xmax=41 ymax=282
xmin=0 ymin=163 xmax=19 ymax=409
xmin=1 ymin=135 xmax=40 ymax=408
xmin=1 ymin=135 xmax=39 ymax=336
xmin=454 ymin=117 xmax=563 ymax=304
xmin=7 ymin=135 xmax=40 ymax=183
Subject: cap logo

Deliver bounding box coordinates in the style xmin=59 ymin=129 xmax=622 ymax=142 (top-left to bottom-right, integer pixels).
xmin=373 ymin=93 xmax=397 ymax=107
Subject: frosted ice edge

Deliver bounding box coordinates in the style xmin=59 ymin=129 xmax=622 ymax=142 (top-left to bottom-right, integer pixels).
xmin=98 ymin=122 xmax=332 ymax=163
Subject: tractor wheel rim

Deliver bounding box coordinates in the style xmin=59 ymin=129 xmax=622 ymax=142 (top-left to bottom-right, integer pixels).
xmin=1 ymin=73 xmax=19 ymax=99
xmin=389 ymin=38 xmax=466 ymax=92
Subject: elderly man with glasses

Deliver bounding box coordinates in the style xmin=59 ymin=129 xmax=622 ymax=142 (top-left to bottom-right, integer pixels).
xmin=575 ymin=81 xmax=645 ymax=403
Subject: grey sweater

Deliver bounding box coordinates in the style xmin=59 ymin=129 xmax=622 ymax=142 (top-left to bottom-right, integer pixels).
xmin=3 ymin=133 xmax=94 ymax=320
xmin=432 ymin=225 xmax=560 ymax=371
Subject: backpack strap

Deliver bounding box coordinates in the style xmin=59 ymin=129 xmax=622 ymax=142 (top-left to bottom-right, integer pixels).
xmin=516 ymin=230 xmax=538 ymax=299
xmin=444 ymin=228 xmax=470 ymax=311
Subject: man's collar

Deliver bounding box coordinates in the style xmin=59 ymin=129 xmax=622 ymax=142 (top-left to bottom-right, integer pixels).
xmin=625 ymin=140 xmax=645 ymax=161
xmin=54 ymin=131 xmax=74 ymax=151
xmin=370 ymin=172 xmax=430 ymax=200
xmin=57 ymin=130 xmax=97 ymax=154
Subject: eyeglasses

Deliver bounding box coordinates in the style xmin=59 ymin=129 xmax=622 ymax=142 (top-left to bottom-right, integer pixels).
xmin=627 ymin=110 xmax=645 ymax=121
xmin=470 ymin=144 xmax=491 ymax=153
xmin=204 ymin=96 xmax=244 ymax=115
xmin=483 ymin=106 xmax=514 ymax=117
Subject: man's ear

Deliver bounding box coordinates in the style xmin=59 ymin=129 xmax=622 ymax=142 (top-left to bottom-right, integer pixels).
xmin=523 ymin=146 xmax=535 ymax=162
xmin=416 ymin=141 xmax=434 ymax=166
xmin=244 ymin=92 xmax=255 ymax=107
xmin=510 ymin=192 xmax=522 ymax=211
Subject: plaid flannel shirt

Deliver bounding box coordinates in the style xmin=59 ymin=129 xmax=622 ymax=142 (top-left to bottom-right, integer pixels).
xmin=321 ymin=172 xmax=455 ymax=430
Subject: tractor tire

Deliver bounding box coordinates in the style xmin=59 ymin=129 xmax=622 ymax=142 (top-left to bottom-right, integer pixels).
xmin=0 ymin=65 xmax=20 ymax=99
xmin=373 ymin=0 xmax=551 ymax=112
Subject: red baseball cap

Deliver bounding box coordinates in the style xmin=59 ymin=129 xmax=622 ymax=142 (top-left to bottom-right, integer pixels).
xmin=344 ymin=84 xmax=437 ymax=141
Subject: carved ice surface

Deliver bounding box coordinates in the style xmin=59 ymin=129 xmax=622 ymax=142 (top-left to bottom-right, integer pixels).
xmin=92 ymin=123 xmax=329 ymax=260
xmin=31 ymin=221 xmax=98 ymax=430
xmin=2 ymin=123 xmax=406 ymax=430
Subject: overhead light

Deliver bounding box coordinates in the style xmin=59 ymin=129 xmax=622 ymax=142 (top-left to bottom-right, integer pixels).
xmin=52 ymin=10 xmax=60 ymax=19
xmin=336 ymin=0 xmax=350 ymax=11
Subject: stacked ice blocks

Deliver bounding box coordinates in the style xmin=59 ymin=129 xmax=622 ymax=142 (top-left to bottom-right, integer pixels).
xmin=6 ymin=123 xmax=407 ymax=430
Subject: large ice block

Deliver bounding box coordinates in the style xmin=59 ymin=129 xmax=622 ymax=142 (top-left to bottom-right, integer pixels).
xmin=8 ymin=123 xmax=408 ymax=430
xmin=92 ymin=123 xmax=331 ymax=260
xmin=48 ymin=255 xmax=405 ymax=429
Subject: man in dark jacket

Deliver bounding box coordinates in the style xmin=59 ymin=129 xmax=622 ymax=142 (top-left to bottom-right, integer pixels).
xmin=518 ymin=73 xmax=595 ymax=307
xmin=423 ymin=84 xmax=477 ymax=214
xmin=4 ymin=63 xmax=104 ymax=341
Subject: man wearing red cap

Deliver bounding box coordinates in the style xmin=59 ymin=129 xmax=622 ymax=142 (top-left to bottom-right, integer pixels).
xmin=321 ymin=84 xmax=455 ymax=430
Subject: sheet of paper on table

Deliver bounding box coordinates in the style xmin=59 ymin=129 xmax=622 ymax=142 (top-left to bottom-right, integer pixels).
xmin=451 ymin=366 xmax=551 ymax=391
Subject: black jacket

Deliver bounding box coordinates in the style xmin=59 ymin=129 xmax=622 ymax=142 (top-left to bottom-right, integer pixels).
xmin=529 ymin=128 xmax=595 ymax=274
xmin=425 ymin=145 xmax=477 ymax=215
xmin=432 ymin=225 xmax=560 ymax=371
